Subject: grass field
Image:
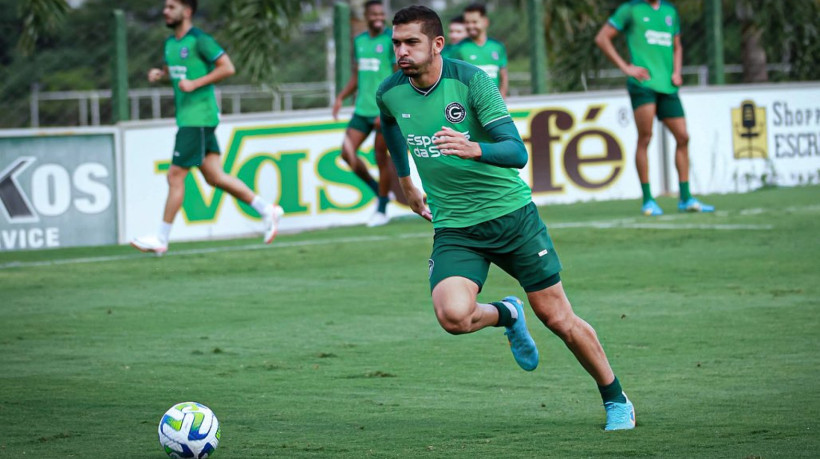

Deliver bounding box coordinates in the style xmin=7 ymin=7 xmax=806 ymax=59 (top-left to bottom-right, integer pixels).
xmin=1 ymin=186 xmax=818 ymax=458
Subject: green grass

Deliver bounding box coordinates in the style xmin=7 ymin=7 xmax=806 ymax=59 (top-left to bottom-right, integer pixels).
xmin=1 ymin=186 xmax=819 ymax=458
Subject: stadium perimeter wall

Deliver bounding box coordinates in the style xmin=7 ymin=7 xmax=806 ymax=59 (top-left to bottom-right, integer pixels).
xmin=0 ymin=83 xmax=817 ymax=251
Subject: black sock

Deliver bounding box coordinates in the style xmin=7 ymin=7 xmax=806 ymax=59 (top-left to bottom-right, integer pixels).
xmin=490 ymin=301 xmax=514 ymax=327
xmin=598 ymin=376 xmax=627 ymax=404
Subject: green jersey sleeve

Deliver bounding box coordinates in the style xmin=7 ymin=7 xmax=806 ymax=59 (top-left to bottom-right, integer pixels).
xmin=376 ymin=86 xmax=409 ymax=177
xmin=468 ymin=70 xmax=509 ymax=129
xmin=478 ymin=121 xmax=527 ymax=168
xmin=608 ymin=2 xmax=633 ymax=31
xmin=196 ymin=32 xmax=225 ymax=63
xmin=498 ymin=43 xmax=508 ymax=68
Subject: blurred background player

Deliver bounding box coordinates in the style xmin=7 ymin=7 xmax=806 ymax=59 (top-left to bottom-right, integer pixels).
xmin=131 ymin=0 xmax=282 ymax=255
xmin=378 ymin=5 xmax=636 ymax=431
xmin=441 ymin=14 xmax=466 ymax=59
xmin=332 ymin=0 xmax=397 ymax=227
xmin=451 ymin=3 xmax=509 ymax=98
xmin=595 ymin=0 xmax=714 ymax=216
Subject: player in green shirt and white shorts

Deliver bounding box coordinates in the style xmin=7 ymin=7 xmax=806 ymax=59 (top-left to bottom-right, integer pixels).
xmin=378 ymin=6 xmax=636 ymax=431
xmin=332 ymin=0 xmax=397 ymax=227
xmin=451 ymin=3 xmax=509 ymax=98
xmin=596 ymin=0 xmax=714 ymax=216
xmin=131 ymin=0 xmax=282 ymax=255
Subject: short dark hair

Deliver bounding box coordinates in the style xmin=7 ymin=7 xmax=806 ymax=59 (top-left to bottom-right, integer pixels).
xmin=178 ymin=0 xmax=197 ymax=15
xmin=392 ymin=5 xmax=443 ymax=40
xmin=364 ymin=0 xmax=382 ymax=11
xmin=450 ymin=14 xmax=465 ymax=24
xmin=464 ymin=3 xmax=487 ymax=16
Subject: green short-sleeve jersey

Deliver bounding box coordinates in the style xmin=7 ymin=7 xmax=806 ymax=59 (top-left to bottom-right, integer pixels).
xmin=450 ymin=38 xmax=507 ymax=88
xmin=440 ymin=44 xmax=456 ymax=60
xmin=164 ymin=27 xmax=224 ymax=127
xmin=376 ymin=58 xmax=531 ymax=228
xmin=353 ymin=29 xmax=395 ymax=117
xmin=608 ymin=0 xmax=680 ymax=94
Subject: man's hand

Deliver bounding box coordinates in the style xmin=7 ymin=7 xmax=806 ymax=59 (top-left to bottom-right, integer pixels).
xmin=671 ymin=73 xmax=683 ymax=87
xmin=147 ymin=68 xmax=165 ymax=83
xmin=433 ymin=126 xmax=481 ymax=160
xmin=624 ymin=64 xmax=650 ymax=81
xmin=399 ymin=176 xmax=432 ymax=222
xmin=178 ymin=79 xmax=198 ymax=93
xmin=332 ymin=97 xmax=343 ymax=120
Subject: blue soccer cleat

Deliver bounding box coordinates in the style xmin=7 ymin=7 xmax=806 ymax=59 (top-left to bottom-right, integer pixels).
xmin=678 ymin=197 xmax=715 ymax=213
xmin=604 ymin=393 xmax=636 ymax=431
xmin=502 ymin=296 xmax=539 ymax=371
xmin=641 ymin=200 xmax=664 ymax=216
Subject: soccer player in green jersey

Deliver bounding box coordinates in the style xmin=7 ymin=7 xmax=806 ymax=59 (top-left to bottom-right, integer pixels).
xmin=377 ymin=5 xmax=636 ymax=431
xmin=451 ymin=3 xmax=509 ymax=98
xmin=332 ymin=0 xmax=397 ymax=227
xmin=131 ymin=0 xmax=282 ymax=255
xmin=595 ymin=0 xmax=714 ymax=216
xmin=440 ymin=15 xmax=466 ymax=59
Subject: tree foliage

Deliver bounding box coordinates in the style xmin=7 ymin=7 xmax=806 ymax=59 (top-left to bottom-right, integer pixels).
xmin=220 ymin=0 xmax=302 ymax=83
xmin=17 ymin=0 xmax=69 ymax=56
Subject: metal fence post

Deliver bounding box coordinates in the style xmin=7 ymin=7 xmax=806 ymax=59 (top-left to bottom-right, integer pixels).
xmin=112 ymin=9 xmax=130 ymax=122
xmin=705 ymin=0 xmax=725 ymax=85
xmin=334 ymin=2 xmax=351 ymax=105
xmin=528 ymin=0 xmax=548 ymax=94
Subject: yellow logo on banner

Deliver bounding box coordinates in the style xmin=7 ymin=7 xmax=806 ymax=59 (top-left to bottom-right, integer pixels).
xmin=732 ymin=100 xmax=767 ymax=159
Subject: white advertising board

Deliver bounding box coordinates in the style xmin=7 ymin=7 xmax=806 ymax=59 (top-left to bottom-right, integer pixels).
xmin=0 ymin=128 xmax=120 ymax=251
xmin=121 ymin=112 xmax=418 ymax=243
xmin=671 ymin=83 xmax=820 ymax=194
xmin=119 ymin=83 xmax=820 ymax=244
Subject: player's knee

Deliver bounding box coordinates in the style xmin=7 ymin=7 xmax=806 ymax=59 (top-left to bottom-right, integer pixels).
xmin=637 ymin=132 xmax=653 ymax=147
xmin=542 ymin=312 xmax=576 ymax=340
xmin=676 ymin=131 xmax=690 ymax=147
xmin=434 ymin=302 xmax=472 ymax=335
xmin=340 ymin=149 xmax=356 ymax=166
xmin=202 ymin=170 xmax=220 ymax=187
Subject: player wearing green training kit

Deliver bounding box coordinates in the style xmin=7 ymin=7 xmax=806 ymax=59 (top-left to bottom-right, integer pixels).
xmin=451 ymin=3 xmax=508 ymax=98
xmin=131 ymin=0 xmax=281 ymax=255
xmin=440 ymin=15 xmax=466 ymax=59
xmin=596 ymin=0 xmax=714 ymax=216
xmin=333 ymin=0 xmax=397 ymax=227
xmin=378 ymin=5 xmax=636 ymax=431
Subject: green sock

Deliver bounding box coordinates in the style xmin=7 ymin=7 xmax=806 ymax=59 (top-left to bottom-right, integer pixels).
xmin=377 ymin=196 xmax=389 ymax=213
xmin=490 ymin=301 xmax=514 ymax=327
xmin=366 ymin=178 xmax=379 ymax=195
xmin=640 ymin=183 xmax=653 ymax=205
xmin=679 ymin=181 xmax=692 ymax=202
xmin=598 ymin=376 xmax=627 ymax=404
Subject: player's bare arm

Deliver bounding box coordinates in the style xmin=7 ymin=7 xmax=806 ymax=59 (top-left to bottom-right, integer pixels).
xmin=595 ymin=24 xmax=649 ymax=81
xmin=672 ymin=35 xmax=683 ymax=87
xmin=397 ymin=176 xmax=432 ymax=222
xmin=499 ymin=67 xmax=509 ymax=99
xmin=332 ymin=64 xmax=359 ymax=120
xmin=178 ymin=53 xmax=235 ymax=93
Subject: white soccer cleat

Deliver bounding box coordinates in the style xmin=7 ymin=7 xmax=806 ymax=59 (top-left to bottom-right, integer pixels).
xmin=263 ymin=205 xmax=284 ymax=244
xmin=130 ymin=235 xmax=168 ymax=255
xmin=366 ymin=211 xmax=390 ymax=228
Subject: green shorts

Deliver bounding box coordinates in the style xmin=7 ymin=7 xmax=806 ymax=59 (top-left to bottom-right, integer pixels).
xmin=348 ymin=113 xmax=380 ymax=135
xmin=172 ymin=127 xmax=220 ymax=168
xmin=627 ymin=81 xmax=685 ymax=120
xmin=429 ymin=202 xmax=563 ymax=293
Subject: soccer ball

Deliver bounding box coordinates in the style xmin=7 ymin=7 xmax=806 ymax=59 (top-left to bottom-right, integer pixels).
xmin=158 ymin=402 xmax=221 ymax=458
